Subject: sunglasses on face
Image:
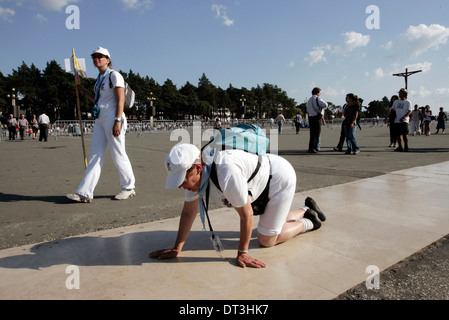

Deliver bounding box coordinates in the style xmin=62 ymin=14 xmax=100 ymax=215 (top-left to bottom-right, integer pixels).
xmin=92 ymin=54 xmax=107 ymax=60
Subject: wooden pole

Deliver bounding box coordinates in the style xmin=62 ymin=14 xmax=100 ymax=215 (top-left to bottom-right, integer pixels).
xmin=72 ymin=48 xmax=88 ymax=169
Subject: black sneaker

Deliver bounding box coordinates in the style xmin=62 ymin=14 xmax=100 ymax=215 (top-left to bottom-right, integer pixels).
xmin=394 ymin=146 xmax=403 ymax=152
xmin=304 ymin=209 xmax=322 ymax=230
xmin=305 ymin=197 xmax=326 ymax=221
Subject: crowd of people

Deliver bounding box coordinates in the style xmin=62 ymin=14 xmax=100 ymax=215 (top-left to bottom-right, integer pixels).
xmin=406 ymin=104 xmax=447 ymax=137
xmin=302 ymin=87 xmax=447 ymax=155
xmin=2 ymin=112 xmax=51 ymax=142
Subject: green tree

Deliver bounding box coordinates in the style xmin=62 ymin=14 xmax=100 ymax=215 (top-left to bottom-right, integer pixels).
xmin=197 ymin=73 xmax=216 ymax=120
xmin=1 ymin=60 xmax=308 ymax=122
xmin=160 ymin=79 xmax=184 ymax=120
xmin=179 ymin=81 xmax=199 ymax=120
xmin=0 ymin=71 xmax=9 ymax=118
xmin=366 ymin=96 xmax=389 ymax=118
xmin=9 ymin=62 xmax=42 ymax=116
xmin=40 ymin=60 xmax=77 ymax=120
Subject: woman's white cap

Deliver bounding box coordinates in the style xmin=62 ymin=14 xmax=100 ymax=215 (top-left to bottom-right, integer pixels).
xmin=91 ymin=46 xmax=111 ymax=59
xmin=165 ymin=144 xmax=200 ymax=189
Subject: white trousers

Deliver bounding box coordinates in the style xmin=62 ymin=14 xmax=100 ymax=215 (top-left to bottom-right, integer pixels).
xmin=410 ymin=119 xmax=421 ymax=135
xmin=257 ymin=154 xmax=297 ymax=236
xmin=76 ymin=112 xmax=135 ymax=199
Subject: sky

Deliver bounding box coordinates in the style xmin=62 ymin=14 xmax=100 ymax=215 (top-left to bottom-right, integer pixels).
xmin=1 ymin=0 xmax=449 ymax=114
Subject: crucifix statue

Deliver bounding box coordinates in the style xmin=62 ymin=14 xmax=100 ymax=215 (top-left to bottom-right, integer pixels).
xmin=392 ymin=68 xmax=422 ymax=90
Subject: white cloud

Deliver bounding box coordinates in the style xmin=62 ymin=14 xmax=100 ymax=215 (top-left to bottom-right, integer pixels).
xmin=373 ymin=67 xmax=385 ymax=79
xmin=382 ymin=41 xmax=393 ymax=50
xmin=324 ymin=87 xmax=346 ymax=99
xmin=212 ymin=4 xmax=234 ymax=27
xmin=404 ymin=24 xmax=449 ymax=57
xmin=336 ymin=31 xmax=370 ymax=54
xmin=405 ymin=61 xmax=432 ymax=73
xmin=0 ymin=6 xmax=15 ymax=22
xmin=121 ymin=0 xmax=153 ymax=10
xmin=305 ymin=31 xmax=369 ymax=67
xmin=304 ymin=46 xmax=327 ymax=66
xmin=35 ymin=12 xmax=47 ymax=23
xmin=435 ymin=88 xmax=449 ymax=95
xmin=410 ymin=86 xmax=432 ymax=99
xmin=37 ymin=0 xmax=78 ymax=11
xmin=287 ymin=61 xmax=295 ymax=68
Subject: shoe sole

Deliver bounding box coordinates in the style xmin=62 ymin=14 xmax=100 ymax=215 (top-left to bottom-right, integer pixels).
xmin=305 ymin=197 xmax=326 ymax=221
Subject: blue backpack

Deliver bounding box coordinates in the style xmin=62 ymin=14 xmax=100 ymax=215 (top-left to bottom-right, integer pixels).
xmin=202 ymin=123 xmax=271 ymax=216
xmin=203 ymin=123 xmax=270 ymax=156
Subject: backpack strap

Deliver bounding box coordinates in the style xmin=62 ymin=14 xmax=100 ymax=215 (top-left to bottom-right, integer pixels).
xmin=312 ymin=97 xmax=322 ymax=115
xmin=109 ymin=71 xmax=113 ymax=89
xmin=210 ymin=156 xmax=262 ymax=193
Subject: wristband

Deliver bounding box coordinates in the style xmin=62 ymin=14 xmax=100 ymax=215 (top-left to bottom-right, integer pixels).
xmin=238 ymin=249 xmax=249 ymax=253
xmin=114 ymin=117 xmax=121 ymax=122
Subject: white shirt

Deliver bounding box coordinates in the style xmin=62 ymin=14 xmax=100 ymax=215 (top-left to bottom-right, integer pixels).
xmin=306 ymin=95 xmax=328 ymax=117
xmin=411 ymin=109 xmax=421 ymax=121
xmin=275 ymin=114 xmax=285 ymax=123
xmin=38 ymin=114 xmax=50 ymax=124
xmin=185 ymin=150 xmax=270 ymax=208
xmin=96 ymin=70 xmax=125 ymax=112
xmin=392 ymin=99 xmax=412 ymax=123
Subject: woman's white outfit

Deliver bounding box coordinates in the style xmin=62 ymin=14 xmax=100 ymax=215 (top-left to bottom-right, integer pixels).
xmin=76 ymin=70 xmax=135 ymax=200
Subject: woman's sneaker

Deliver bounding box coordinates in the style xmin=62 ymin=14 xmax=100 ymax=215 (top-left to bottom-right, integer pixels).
xmin=114 ymin=189 xmax=136 ymax=200
xmin=66 ymin=193 xmax=92 ymax=203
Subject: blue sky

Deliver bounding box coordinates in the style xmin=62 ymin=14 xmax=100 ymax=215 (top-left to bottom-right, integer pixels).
xmin=1 ymin=0 xmax=448 ymax=114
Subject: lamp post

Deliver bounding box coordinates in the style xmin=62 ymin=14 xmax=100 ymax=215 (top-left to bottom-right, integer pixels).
xmin=7 ymin=88 xmax=19 ymax=118
xmin=240 ymin=94 xmax=246 ymax=119
xmin=147 ymin=92 xmax=156 ymax=127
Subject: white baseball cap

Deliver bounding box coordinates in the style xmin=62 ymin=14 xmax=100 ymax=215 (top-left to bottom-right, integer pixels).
xmin=91 ymin=46 xmax=111 ymax=59
xmin=165 ymin=144 xmax=201 ymax=189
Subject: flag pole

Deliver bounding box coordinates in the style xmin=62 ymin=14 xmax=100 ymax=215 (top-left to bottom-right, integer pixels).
xmin=72 ymin=48 xmax=88 ymax=169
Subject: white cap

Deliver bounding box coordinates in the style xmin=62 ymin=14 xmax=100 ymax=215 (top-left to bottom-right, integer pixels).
xmin=165 ymin=144 xmax=201 ymax=189
xmin=91 ymin=46 xmax=111 ymax=59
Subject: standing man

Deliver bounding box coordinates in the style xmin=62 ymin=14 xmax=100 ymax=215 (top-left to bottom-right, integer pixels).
xmin=294 ymin=112 xmax=303 ymax=134
xmin=18 ymin=114 xmax=29 ymax=140
xmin=306 ymin=87 xmax=328 ymax=153
xmin=275 ymin=112 xmax=286 ymax=134
xmin=38 ymin=110 xmax=51 ymax=142
xmin=7 ymin=114 xmax=17 ymax=140
xmin=392 ymin=88 xmax=412 ymax=152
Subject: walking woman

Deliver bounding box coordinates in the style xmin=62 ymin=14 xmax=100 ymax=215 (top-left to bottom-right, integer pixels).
xmin=67 ymin=46 xmax=136 ymax=203
xmin=423 ymin=105 xmax=432 ymax=136
xmin=343 ymin=93 xmax=361 ymax=155
xmin=386 ymin=95 xmax=399 ymax=147
xmin=435 ymin=107 xmax=447 ymax=134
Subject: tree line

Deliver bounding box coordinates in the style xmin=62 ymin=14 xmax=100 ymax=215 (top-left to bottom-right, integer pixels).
xmin=0 ymin=60 xmax=390 ymax=122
